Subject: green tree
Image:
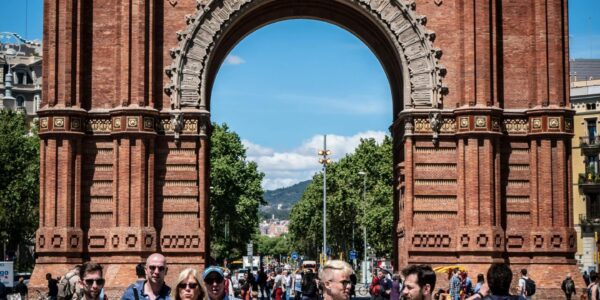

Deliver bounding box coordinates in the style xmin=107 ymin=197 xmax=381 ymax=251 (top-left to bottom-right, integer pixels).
xmin=0 ymin=111 xmax=39 ymax=270
xmin=288 ymin=137 xmax=393 ymax=259
xmin=255 ymin=234 xmax=292 ymax=257
xmin=210 ymin=123 xmax=265 ymax=261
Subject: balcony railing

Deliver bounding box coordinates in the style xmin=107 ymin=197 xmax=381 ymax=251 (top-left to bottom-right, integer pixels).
xmin=580 ymin=137 xmax=600 ymax=154
xmin=579 ymin=172 xmax=600 ymax=192
xmin=580 ymin=214 xmax=600 ymax=226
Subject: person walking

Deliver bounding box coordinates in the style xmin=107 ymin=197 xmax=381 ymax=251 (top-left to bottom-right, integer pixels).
xmin=301 ymin=269 xmax=318 ymax=300
xmin=274 ymin=269 xmax=284 ymax=300
xmin=78 ymin=262 xmax=108 ymax=300
xmin=173 ymin=268 xmax=206 ymax=300
xmin=0 ymin=280 xmax=6 ymax=300
xmin=47 ymin=273 xmax=59 ymax=300
xmin=292 ymin=270 xmax=302 ymax=300
xmin=14 ymin=277 xmax=28 ymax=300
xmin=121 ymin=253 xmax=172 ymax=300
xmin=466 ymin=263 xmax=525 ymax=300
xmin=241 ymin=272 xmax=253 ymax=300
xmin=589 ymin=271 xmax=599 ymax=300
xmin=448 ymin=269 xmax=461 ymax=300
xmin=517 ymin=269 xmax=533 ymax=300
xmin=584 ymin=271 xmax=591 ymax=287
xmin=561 ymin=274 xmax=576 ymax=300
xmin=389 ymin=274 xmax=401 ymax=300
xmin=473 ymin=274 xmax=484 ymax=295
xmin=400 ymin=265 xmax=436 ymax=300
xmin=284 ymin=270 xmax=291 ymax=300
xmin=319 ymin=260 xmax=353 ymax=300
xmin=258 ymin=268 xmax=268 ymax=300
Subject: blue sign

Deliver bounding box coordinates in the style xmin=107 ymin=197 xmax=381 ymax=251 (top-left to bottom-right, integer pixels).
xmin=291 ymin=252 xmax=298 ymax=260
xmin=349 ymin=250 xmax=357 ymax=260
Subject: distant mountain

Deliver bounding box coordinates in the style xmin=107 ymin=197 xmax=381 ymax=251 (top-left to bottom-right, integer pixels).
xmin=260 ymin=180 xmax=311 ymax=220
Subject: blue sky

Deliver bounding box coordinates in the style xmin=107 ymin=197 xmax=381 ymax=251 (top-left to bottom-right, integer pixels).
xmin=1 ymin=0 xmax=599 ymax=189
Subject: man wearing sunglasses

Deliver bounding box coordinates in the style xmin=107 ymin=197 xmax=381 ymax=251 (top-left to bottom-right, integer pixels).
xmin=78 ymin=262 xmax=107 ymax=300
xmin=203 ymin=266 xmax=228 ymax=300
xmin=121 ymin=253 xmax=171 ymax=300
xmin=319 ymin=260 xmax=354 ymax=300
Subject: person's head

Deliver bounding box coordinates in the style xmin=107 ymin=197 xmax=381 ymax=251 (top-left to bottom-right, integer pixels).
xmin=78 ymin=262 xmax=105 ymax=300
xmin=520 ymin=269 xmax=527 ymax=277
xmin=486 ymin=263 xmax=512 ymax=296
xmin=476 ymin=274 xmax=484 ymax=283
xmin=276 ymin=268 xmax=282 ymax=275
xmin=203 ymin=266 xmax=225 ymax=300
xmin=401 ymin=265 xmax=436 ymax=300
xmin=392 ymin=274 xmax=401 ymax=282
xmin=18 ymin=277 xmax=24 ymax=283
xmin=146 ymin=253 xmax=168 ymax=286
xmin=585 ymin=271 xmax=588 ymax=275
xmin=174 ymin=268 xmax=206 ymax=300
xmin=136 ymin=263 xmax=146 ymax=280
xmin=566 ymin=274 xmax=571 ymax=279
xmin=46 ymin=273 xmax=52 ymax=280
xmin=453 ymin=268 xmax=459 ymax=275
xmin=319 ymin=260 xmax=353 ymax=300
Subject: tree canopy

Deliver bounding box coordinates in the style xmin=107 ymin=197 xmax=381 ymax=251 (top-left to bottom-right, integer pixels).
xmin=288 ymin=136 xmax=393 ymax=260
xmin=209 ymin=123 xmax=265 ymax=260
xmin=0 ymin=111 xmax=39 ymax=269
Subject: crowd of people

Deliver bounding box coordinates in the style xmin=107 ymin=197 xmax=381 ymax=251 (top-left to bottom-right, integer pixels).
xmin=32 ymin=252 xmax=579 ymax=300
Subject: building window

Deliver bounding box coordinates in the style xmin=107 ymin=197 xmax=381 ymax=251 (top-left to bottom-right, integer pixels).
xmin=590 ymin=194 xmax=600 ymax=220
xmin=588 ymin=155 xmax=598 ymax=174
xmin=587 ymin=119 xmax=598 ymax=143
xmin=588 ymin=103 xmax=598 ymax=110
xmin=16 ymin=72 xmax=25 ymax=85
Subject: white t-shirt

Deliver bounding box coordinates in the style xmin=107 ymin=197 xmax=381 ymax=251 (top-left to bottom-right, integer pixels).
xmin=518 ymin=277 xmax=527 ymax=295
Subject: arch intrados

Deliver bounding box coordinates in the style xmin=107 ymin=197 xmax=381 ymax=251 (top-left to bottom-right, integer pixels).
xmin=204 ymin=0 xmax=406 ymax=117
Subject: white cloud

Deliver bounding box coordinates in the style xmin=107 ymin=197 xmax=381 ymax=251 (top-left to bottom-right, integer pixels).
xmin=225 ymin=55 xmax=245 ymax=65
xmin=245 ymin=131 xmax=388 ymax=190
xmin=243 ymin=139 xmax=274 ymax=156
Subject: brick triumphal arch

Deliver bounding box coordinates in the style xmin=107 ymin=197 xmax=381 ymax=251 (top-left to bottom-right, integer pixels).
xmin=34 ymin=0 xmax=577 ymax=296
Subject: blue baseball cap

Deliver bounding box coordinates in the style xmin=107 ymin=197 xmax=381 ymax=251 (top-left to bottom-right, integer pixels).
xmin=203 ymin=266 xmax=224 ymax=280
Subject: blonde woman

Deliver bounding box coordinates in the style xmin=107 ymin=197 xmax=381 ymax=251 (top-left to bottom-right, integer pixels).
xmin=174 ymin=268 xmax=207 ymax=300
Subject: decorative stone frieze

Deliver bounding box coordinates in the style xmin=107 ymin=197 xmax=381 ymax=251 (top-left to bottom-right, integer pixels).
xmin=165 ymin=0 xmax=447 ymax=110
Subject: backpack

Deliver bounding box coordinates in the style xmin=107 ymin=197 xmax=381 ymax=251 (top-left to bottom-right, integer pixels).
xmin=523 ymin=277 xmax=536 ymax=296
xmin=57 ymin=272 xmax=77 ymax=300
xmin=565 ymin=279 xmax=575 ymax=294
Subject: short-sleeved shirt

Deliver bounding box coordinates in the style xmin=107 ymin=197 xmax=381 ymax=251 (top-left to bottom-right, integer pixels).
xmin=120 ymin=280 xmax=171 ymax=300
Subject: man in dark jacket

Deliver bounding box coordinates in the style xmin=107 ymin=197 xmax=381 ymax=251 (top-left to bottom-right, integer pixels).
xmin=561 ymin=274 xmax=576 ymax=300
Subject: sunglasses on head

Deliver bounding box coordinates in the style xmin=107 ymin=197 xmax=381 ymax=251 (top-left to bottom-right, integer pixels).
xmin=84 ymin=278 xmax=106 ymax=286
xmin=178 ymin=282 xmax=199 ymax=289
xmin=148 ymin=265 xmax=166 ymax=272
xmin=204 ymin=277 xmax=224 ymax=284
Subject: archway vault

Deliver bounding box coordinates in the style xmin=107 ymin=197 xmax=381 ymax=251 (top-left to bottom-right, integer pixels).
xmin=165 ymin=0 xmax=448 ymax=116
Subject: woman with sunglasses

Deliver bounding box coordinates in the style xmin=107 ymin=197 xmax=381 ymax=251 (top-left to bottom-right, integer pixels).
xmin=174 ymin=268 xmax=207 ymax=300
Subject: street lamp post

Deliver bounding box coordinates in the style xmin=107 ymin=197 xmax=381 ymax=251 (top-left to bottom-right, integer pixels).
xmin=358 ymin=171 xmax=368 ymax=284
xmin=318 ymin=135 xmax=332 ymax=263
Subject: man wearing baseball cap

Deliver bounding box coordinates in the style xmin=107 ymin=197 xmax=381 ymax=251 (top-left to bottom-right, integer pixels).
xmin=203 ymin=266 xmax=228 ymax=300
